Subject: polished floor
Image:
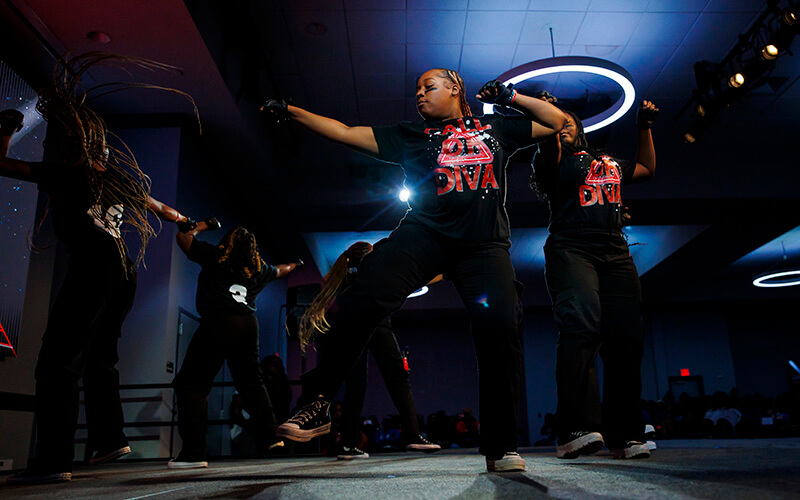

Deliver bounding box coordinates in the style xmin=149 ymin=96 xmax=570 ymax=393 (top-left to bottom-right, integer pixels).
xmin=2 ymin=439 xmax=800 ymax=499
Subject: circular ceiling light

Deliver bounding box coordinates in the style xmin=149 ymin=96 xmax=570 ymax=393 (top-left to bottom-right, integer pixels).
xmin=408 ymin=286 xmax=429 ymax=298
xmin=752 ymin=270 xmax=800 ymax=288
xmin=482 ymin=56 xmax=636 ymax=133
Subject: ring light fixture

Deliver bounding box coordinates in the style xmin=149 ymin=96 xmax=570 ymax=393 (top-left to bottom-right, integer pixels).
xmin=752 ymin=270 xmax=800 ymax=288
xmin=408 ymin=286 xmax=429 ymax=298
xmin=482 ymin=56 xmax=636 ymax=133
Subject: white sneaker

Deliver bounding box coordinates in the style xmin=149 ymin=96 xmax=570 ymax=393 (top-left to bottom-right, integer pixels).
xmin=486 ymin=452 xmax=526 ymax=472
xmin=646 ymin=440 xmax=657 ymax=450
xmin=168 ymin=458 xmax=208 ymax=469
xmin=611 ymin=441 xmax=651 ymax=459
xmin=337 ymin=446 xmax=369 ymax=460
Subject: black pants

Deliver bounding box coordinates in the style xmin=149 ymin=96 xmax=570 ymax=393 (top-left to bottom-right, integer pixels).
xmin=544 ymin=231 xmax=644 ymax=446
xmin=340 ymin=317 xmax=419 ymax=448
xmin=173 ymin=313 xmax=277 ymax=461
xmin=33 ymin=240 xmax=136 ymax=471
xmin=304 ymin=223 xmax=523 ymax=457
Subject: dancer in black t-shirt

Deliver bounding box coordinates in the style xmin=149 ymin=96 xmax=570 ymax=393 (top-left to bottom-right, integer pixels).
xmin=297 ymin=242 xmax=441 ymax=460
xmin=169 ymin=225 xmax=302 ymax=469
xmin=531 ymin=100 xmax=658 ymax=460
xmin=262 ymin=69 xmax=565 ymax=472
xmin=1 ymin=53 xmax=200 ymax=485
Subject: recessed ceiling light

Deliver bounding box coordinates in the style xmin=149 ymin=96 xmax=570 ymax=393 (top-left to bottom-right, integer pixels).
xmin=86 ymin=31 xmax=112 ymax=44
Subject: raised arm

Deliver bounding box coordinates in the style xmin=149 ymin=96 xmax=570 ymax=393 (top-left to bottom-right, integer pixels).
xmin=175 ymin=220 xmax=215 ymax=255
xmin=630 ymin=100 xmax=657 ymax=183
xmin=0 ymin=109 xmax=32 ymax=181
xmin=476 ymin=82 xmax=566 ymax=139
xmin=261 ymin=100 xmax=379 ymax=156
xmin=274 ymin=259 xmax=304 ymax=279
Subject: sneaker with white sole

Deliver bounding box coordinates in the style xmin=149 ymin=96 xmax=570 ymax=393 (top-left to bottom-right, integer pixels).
xmin=5 ymin=469 xmax=71 ymax=485
xmin=90 ymin=445 xmax=131 ymax=465
xmin=277 ymin=397 xmax=331 ymax=443
xmin=557 ymin=431 xmax=604 ymax=459
xmin=167 ymin=458 xmax=208 ymax=469
xmin=486 ymin=452 xmax=526 ymax=472
xmin=337 ymin=446 xmax=369 ymax=460
xmin=405 ymin=434 xmax=441 ymax=453
xmin=645 ymin=440 xmax=657 ymax=450
xmin=610 ymin=441 xmax=651 ymax=459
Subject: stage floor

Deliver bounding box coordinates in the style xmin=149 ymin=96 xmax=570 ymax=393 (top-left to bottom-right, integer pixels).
xmin=3 ymin=438 xmax=800 ymax=499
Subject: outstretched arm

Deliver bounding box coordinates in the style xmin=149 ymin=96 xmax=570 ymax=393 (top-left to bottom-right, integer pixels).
xmin=274 ymin=259 xmax=304 ymax=279
xmin=148 ymin=197 xmax=191 ymax=224
xmin=0 ymin=109 xmax=31 ymax=181
xmin=175 ymin=220 xmax=214 ymax=255
xmin=631 ymin=100 xmax=657 ymax=182
xmin=261 ymin=100 xmax=379 ymax=156
xmin=476 ymin=82 xmax=566 ymax=139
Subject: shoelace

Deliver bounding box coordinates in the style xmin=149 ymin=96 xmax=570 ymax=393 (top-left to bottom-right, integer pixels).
xmin=291 ymin=400 xmax=327 ymax=424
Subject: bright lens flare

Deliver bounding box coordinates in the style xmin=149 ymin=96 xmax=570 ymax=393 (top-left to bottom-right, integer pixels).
xmin=399 ymin=188 xmax=410 ymax=202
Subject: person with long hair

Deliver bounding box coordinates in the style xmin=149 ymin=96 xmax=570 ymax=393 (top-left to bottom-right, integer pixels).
xmin=1 ymin=52 xmax=200 ymax=485
xmin=531 ymin=100 xmax=658 ymax=460
xmin=298 ymin=241 xmax=440 ymax=460
xmin=262 ymin=69 xmax=565 ymax=472
xmin=169 ymin=225 xmax=302 ymax=469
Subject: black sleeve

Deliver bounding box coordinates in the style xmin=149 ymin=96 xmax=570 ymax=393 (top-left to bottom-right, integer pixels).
xmin=493 ymin=115 xmax=535 ymax=153
xmin=371 ymin=124 xmax=406 ymax=164
xmin=531 ymin=142 xmax=558 ymax=196
xmin=616 ymin=157 xmax=636 ymax=184
xmin=254 ymin=260 xmax=278 ymax=287
xmin=27 ymin=161 xmax=66 ymax=193
xmin=186 ymin=239 xmax=220 ymax=267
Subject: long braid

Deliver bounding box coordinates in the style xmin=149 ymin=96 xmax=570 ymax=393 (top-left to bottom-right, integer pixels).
xmin=297 ymin=241 xmax=372 ymax=352
xmin=217 ymin=227 xmax=262 ymax=279
xmin=434 ymin=68 xmax=472 ymax=117
xmin=35 ymin=52 xmax=200 ymax=275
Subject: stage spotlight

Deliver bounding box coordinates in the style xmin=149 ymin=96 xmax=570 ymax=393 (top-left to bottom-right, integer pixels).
xmin=684 ymin=132 xmax=697 ymax=143
xmin=696 ymin=104 xmax=706 ymax=117
xmin=761 ymin=44 xmax=780 ymax=60
xmin=782 ymin=8 xmax=796 ymax=25
xmin=728 ymin=72 xmax=745 ymax=88
xmin=399 ymin=188 xmax=410 ymax=202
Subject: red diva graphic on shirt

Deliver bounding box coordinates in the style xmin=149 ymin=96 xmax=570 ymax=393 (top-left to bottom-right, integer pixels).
xmin=428 ymin=118 xmax=499 ymax=196
xmin=579 ymin=155 xmax=621 ymax=206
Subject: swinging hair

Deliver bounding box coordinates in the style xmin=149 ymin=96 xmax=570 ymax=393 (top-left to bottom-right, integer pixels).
xmin=218 ymin=227 xmax=263 ymax=279
xmin=297 ymin=241 xmax=373 ymax=351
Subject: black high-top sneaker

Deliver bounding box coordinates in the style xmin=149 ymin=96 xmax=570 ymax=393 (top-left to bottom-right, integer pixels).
xmin=277 ymin=396 xmax=331 ymax=442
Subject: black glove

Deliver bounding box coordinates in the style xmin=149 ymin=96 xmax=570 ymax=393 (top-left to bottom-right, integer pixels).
xmin=204 ymin=216 xmax=221 ymax=230
xmin=0 ymin=109 xmax=24 ymax=133
xmin=531 ymin=90 xmax=557 ymax=103
xmin=260 ymin=99 xmax=292 ymax=123
xmin=476 ymin=80 xmax=517 ymax=106
xmin=176 ymin=217 xmax=197 ymax=233
xmin=637 ymin=101 xmax=659 ymax=130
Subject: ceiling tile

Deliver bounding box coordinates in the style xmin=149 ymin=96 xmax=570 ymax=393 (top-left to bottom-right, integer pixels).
xmin=633 ymin=72 xmax=658 ymax=95
xmin=459 ymin=45 xmax=516 ymax=77
xmin=588 ymin=0 xmax=646 ymax=11
xmin=527 ymin=0 xmax=591 ymax=10
xmin=351 ymin=44 xmax=405 ymax=74
xmin=520 ymin=11 xmax=584 ymax=45
xmin=617 ymin=44 xmax=677 ymax=74
xmin=574 ymin=12 xmax=643 ymax=45
xmin=703 ymin=0 xmax=766 ymax=12
xmin=468 ymin=0 xmax=530 ymax=10
xmin=345 ymin=0 xmax=405 ymax=9
xmin=346 ymin=10 xmax=406 ymax=44
xmin=354 ymin=73 xmax=406 ymax=100
xmin=409 ymin=0 xmax=468 ymax=10
xmin=358 ymin=99 xmax=407 ymax=125
xmin=280 ymin=0 xmax=344 ymax=11
xmin=628 ymin=12 xmax=700 ymax=46
xmin=512 ymin=44 xmax=571 ymax=66
xmin=407 ymin=44 xmax=462 ymax=74
xmin=645 ymin=0 xmax=706 ymax=12
xmin=464 ymin=11 xmax=526 ymax=44
xmin=286 ymin=10 xmax=350 ymax=62
xmin=569 ymin=44 xmax=623 ymax=59
xmin=645 ymin=71 xmax=695 ymax=98
xmin=682 ymin=12 xmax=757 ymax=59
xmin=407 ymin=10 xmax=467 ymax=43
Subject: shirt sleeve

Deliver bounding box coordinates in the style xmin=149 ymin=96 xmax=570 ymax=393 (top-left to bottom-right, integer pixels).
xmin=27 ymin=161 xmax=64 ymax=193
xmin=371 ymin=124 xmax=406 ymax=164
xmin=616 ymin=157 xmax=637 ymax=183
xmin=186 ymin=239 xmax=220 ymax=267
xmin=493 ymin=115 xmax=535 ymax=153
xmin=254 ymin=261 xmax=278 ymax=288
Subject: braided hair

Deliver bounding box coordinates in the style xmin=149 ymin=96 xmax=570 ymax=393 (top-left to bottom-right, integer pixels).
xmin=432 ymin=68 xmax=472 ymax=118
xmin=297 ymin=241 xmax=373 ymax=351
xmin=217 ymin=227 xmax=263 ymax=279
xmin=35 ymin=52 xmax=200 ymax=274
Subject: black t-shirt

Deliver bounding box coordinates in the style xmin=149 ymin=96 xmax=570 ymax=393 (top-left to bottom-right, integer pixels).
xmin=373 ymin=114 xmax=534 ymax=246
xmin=534 ymin=149 xmax=635 ymax=234
xmin=187 ymin=239 xmax=277 ymax=317
xmin=28 ymin=161 xmax=121 ymax=251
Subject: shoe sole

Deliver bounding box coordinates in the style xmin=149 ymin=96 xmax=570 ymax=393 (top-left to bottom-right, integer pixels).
xmin=337 ymin=454 xmax=370 ymax=460
xmin=557 ymin=433 xmax=604 ymax=459
xmin=277 ymin=422 xmax=331 ymax=443
xmin=167 ymin=461 xmax=208 ymax=469
xmin=90 ymin=446 xmax=132 ymax=465
xmin=611 ymin=445 xmax=651 ymax=459
xmin=6 ymin=472 xmax=72 ymax=484
xmin=406 ymin=444 xmax=442 ymax=453
xmin=486 ymin=461 xmax=526 ymax=472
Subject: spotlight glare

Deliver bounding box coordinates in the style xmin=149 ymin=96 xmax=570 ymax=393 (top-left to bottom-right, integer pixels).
xmin=684 ymin=132 xmax=696 ymax=143
xmin=761 ymin=44 xmax=779 ymax=60
xmin=783 ymin=9 xmax=796 ymax=26
xmin=728 ymin=72 xmax=745 ymax=88
xmin=695 ymin=104 xmax=705 ymax=117
xmin=399 ymin=188 xmax=410 ymax=202
xmin=408 ymin=286 xmax=428 ymax=298
xmin=753 ymin=270 xmax=800 ymax=288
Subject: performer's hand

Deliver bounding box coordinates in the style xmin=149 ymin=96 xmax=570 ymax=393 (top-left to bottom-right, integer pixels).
xmin=0 ymin=109 xmax=24 ymax=134
xmin=260 ymin=99 xmax=292 ymax=123
xmin=637 ymin=100 xmax=659 ymax=130
xmin=476 ymin=80 xmax=517 ymax=106
xmin=204 ymin=216 xmax=221 ymax=231
xmin=532 ymin=90 xmax=557 ymax=104
xmin=176 ymin=217 xmax=197 ymax=233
